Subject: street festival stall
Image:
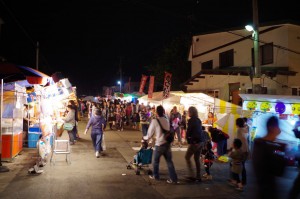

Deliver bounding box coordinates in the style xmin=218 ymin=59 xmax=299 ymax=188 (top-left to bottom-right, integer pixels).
xmin=26 ymin=78 xmax=76 ymax=172
xmin=138 ymin=91 xmax=242 ymax=144
xmin=0 ymin=76 xmax=76 ymax=164
xmin=1 ymin=82 xmax=27 ymax=160
xmin=239 ymin=94 xmax=300 ymax=154
xmin=39 ymin=78 xmax=77 ymax=139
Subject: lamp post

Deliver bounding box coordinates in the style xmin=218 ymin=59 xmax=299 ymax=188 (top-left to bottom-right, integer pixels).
xmin=245 ymin=0 xmax=260 ymax=94
xmin=245 ymin=24 xmax=260 ymax=77
xmin=117 ymin=81 xmax=121 ymax=93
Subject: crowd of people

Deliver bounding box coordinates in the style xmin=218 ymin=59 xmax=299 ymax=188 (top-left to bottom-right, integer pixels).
xmin=74 ymin=98 xmax=297 ymax=198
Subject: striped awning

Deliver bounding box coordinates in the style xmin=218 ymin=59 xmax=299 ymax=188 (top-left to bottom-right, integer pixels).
xmin=0 ymin=62 xmax=50 ymax=85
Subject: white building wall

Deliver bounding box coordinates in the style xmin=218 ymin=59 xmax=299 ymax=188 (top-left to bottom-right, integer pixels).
xmin=188 ymin=24 xmax=300 ymax=99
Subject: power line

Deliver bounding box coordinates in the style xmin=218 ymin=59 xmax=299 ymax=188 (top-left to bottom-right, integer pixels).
xmin=0 ymin=0 xmax=35 ymax=46
xmin=0 ymin=0 xmax=52 ymax=71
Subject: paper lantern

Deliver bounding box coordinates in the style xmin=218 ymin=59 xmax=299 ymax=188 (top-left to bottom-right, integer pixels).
xmin=292 ymin=104 xmax=300 ymax=115
xmin=275 ymin=102 xmax=286 ymax=114
xmin=247 ymin=101 xmax=257 ymax=111
xmin=260 ymin=102 xmax=271 ymax=112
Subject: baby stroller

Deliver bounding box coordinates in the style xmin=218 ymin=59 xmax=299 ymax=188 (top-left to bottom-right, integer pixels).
xmin=127 ymin=140 xmax=153 ymax=175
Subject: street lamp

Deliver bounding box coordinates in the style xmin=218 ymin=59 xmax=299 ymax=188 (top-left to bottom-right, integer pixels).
xmin=117 ymin=81 xmax=121 ymax=93
xmin=245 ymin=24 xmax=260 ymax=78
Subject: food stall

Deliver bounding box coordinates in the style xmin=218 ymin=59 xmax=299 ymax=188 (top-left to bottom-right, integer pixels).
xmin=1 ymin=82 xmax=27 ymax=160
xmin=239 ymin=94 xmax=300 ymax=152
xmin=40 ymin=78 xmax=77 ymax=138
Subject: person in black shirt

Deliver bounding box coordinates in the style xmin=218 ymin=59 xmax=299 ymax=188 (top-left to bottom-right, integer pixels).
xmin=252 ymin=116 xmax=286 ymax=199
xmin=185 ymin=106 xmax=204 ymax=182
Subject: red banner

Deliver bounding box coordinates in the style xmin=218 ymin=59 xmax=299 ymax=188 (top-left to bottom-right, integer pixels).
xmin=139 ymin=75 xmax=148 ymax=94
xmin=163 ymin=72 xmax=172 ymax=99
xmin=148 ymin=76 xmax=155 ymax=98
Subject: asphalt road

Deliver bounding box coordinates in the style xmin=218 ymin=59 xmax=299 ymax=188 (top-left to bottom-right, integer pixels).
xmin=0 ymin=118 xmax=298 ymax=199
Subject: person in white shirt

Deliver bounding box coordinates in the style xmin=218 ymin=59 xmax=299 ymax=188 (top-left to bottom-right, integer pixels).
xmin=146 ymin=105 xmax=178 ymax=184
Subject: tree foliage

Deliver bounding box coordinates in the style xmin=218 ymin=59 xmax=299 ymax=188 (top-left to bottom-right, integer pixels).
xmin=146 ymin=34 xmax=191 ymax=91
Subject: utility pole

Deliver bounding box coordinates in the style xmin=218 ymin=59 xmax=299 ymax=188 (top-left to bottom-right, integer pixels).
xmin=36 ymin=41 xmax=39 ymax=70
xmin=253 ymin=0 xmax=260 ymax=77
xmin=252 ymin=0 xmax=261 ymax=94
xmin=119 ymin=57 xmax=122 ymax=93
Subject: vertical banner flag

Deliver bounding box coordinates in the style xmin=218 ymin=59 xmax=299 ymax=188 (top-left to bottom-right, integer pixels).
xmin=163 ymin=71 xmax=172 ymax=99
xmin=148 ymin=76 xmax=155 ymax=98
xmin=139 ymin=74 xmax=148 ymax=94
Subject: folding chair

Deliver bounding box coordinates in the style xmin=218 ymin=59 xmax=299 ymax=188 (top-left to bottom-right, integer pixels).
xmin=50 ymin=140 xmax=71 ymax=165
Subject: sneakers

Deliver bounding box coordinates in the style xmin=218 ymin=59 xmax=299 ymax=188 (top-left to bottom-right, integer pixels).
xmin=227 ymin=179 xmax=238 ymax=187
xmin=236 ymin=183 xmax=244 ymax=191
xmin=95 ymin=151 xmax=100 ymax=158
xmin=166 ymin=179 xmax=180 ymax=184
xmin=149 ymin=175 xmax=159 ymax=181
xmin=202 ymin=174 xmax=212 ymax=180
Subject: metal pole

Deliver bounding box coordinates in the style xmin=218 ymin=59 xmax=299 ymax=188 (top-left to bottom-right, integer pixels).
xmin=36 ymin=41 xmax=39 ymax=70
xmin=0 ymin=79 xmax=9 ymax=172
xmin=253 ymin=0 xmax=260 ymax=77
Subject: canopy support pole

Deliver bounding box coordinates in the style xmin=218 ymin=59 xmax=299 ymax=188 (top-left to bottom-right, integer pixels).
xmin=0 ymin=78 xmax=9 ymax=172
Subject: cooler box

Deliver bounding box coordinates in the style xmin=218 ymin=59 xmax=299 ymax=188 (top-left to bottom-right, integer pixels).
xmin=28 ymin=126 xmax=42 ymax=148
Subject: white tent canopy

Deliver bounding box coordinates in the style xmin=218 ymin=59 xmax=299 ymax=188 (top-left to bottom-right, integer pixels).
xmin=139 ymin=91 xmax=243 ymax=141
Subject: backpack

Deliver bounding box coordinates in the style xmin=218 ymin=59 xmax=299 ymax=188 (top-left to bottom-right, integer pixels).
xmin=157 ymin=118 xmax=174 ymax=144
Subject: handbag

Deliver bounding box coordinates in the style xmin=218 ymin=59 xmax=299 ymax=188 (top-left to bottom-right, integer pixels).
xmin=102 ymin=134 xmax=106 ymax=151
xmin=157 ymin=118 xmax=174 ymax=144
xmin=63 ymin=123 xmax=74 ymax=131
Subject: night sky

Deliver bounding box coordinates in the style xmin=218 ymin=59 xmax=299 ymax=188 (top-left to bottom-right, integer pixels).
xmin=0 ymin=0 xmax=299 ymax=95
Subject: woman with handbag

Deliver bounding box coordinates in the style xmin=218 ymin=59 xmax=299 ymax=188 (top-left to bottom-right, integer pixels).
xmin=62 ymin=105 xmax=76 ymax=145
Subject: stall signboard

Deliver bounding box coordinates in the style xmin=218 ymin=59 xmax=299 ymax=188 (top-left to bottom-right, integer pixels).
xmin=242 ymin=100 xmax=300 ymax=115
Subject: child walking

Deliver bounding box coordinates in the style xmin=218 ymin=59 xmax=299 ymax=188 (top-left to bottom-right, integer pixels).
xmin=201 ymin=138 xmax=215 ymax=180
xmin=228 ymin=138 xmax=245 ymax=191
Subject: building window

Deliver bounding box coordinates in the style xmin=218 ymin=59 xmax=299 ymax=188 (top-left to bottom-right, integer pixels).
xmin=219 ymin=49 xmax=234 ymax=68
xmin=206 ymin=90 xmax=219 ymax=98
xmin=261 ymin=43 xmax=273 ymax=65
xmin=201 ymin=60 xmax=213 ymax=70
xmin=251 ymin=43 xmax=273 ymax=66
xmin=292 ymin=88 xmax=299 ymax=96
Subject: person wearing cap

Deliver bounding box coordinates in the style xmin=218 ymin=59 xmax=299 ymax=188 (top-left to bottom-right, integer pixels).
xmin=84 ymin=109 xmax=106 ymax=158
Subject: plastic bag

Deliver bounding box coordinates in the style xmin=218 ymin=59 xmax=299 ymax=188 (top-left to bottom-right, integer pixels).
xmin=218 ymin=155 xmax=229 ymax=163
xmin=102 ymin=134 xmax=106 ymax=151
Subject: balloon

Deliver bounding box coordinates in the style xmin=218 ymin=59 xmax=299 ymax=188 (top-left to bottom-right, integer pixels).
xmin=260 ymin=102 xmax=271 ymax=112
xmin=292 ymin=104 xmax=300 ymax=115
xmin=275 ymin=102 xmax=286 ymax=114
xmin=247 ymin=101 xmax=257 ymax=111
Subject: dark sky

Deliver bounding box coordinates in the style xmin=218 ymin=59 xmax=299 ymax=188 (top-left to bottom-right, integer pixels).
xmin=0 ymin=0 xmax=299 ymax=95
